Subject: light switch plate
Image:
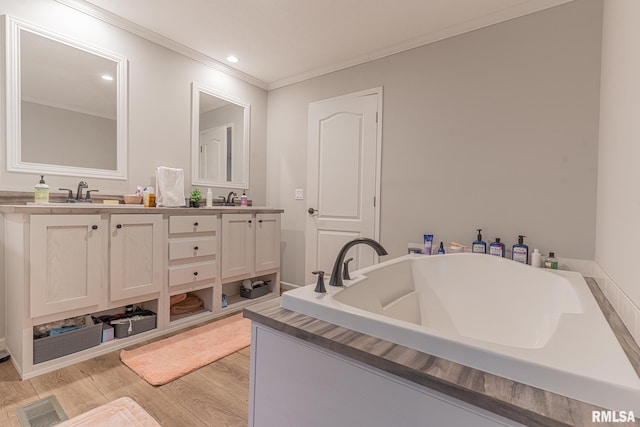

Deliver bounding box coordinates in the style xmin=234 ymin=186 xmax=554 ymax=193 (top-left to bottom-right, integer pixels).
xmin=295 ymin=189 xmax=304 ymax=200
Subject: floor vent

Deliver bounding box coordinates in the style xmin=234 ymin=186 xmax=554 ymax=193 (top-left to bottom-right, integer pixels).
xmin=16 ymin=395 xmax=68 ymax=427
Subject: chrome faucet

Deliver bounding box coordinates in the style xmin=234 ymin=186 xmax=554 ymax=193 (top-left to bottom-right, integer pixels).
xmin=329 ymin=238 xmax=388 ymax=287
xmin=76 ymin=181 xmax=88 ymax=200
xmin=226 ymin=191 xmax=237 ymax=206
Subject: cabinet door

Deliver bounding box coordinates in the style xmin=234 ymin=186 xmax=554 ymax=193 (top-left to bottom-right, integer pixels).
xmin=221 ymin=213 xmax=254 ymax=279
xmin=30 ymin=215 xmax=103 ymax=317
xmin=110 ymin=214 xmax=164 ymax=301
xmin=255 ymin=213 xmax=281 ymax=272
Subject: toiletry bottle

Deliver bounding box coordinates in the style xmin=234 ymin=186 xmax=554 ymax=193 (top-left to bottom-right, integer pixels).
xmin=143 ymin=187 xmax=155 ymax=208
xmin=437 ymin=241 xmax=445 ymax=254
xmin=423 ymin=234 xmax=434 ymax=255
xmin=206 ymin=188 xmax=213 ymax=207
xmin=545 ymin=252 xmax=558 ymax=269
xmin=489 ymin=238 xmax=505 ymax=257
xmin=240 ymin=190 xmax=248 ymax=207
xmin=512 ymin=235 xmax=529 ymax=264
xmin=472 ymin=228 xmax=486 ymax=254
xmin=531 ymin=248 xmax=542 ymax=268
xmin=34 ymin=175 xmax=49 ymax=204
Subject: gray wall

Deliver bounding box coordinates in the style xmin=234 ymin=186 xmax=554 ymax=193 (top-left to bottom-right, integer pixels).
xmin=268 ymin=0 xmax=603 ymax=285
xmin=596 ymin=0 xmax=640 ymax=308
xmin=21 ymin=101 xmax=117 ymax=170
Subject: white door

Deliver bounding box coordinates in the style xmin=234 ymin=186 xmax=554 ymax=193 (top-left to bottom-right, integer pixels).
xmin=199 ymin=125 xmax=227 ymax=181
xmin=305 ymin=88 xmax=382 ymax=284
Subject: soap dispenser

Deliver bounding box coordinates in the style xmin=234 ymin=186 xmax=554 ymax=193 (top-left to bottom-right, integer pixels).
xmin=489 ymin=238 xmax=505 ymax=257
xmin=240 ymin=190 xmax=248 ymax=207
xmin=34 ymin=175 xmax=49 ymax=204
xmin=472 ymin=229 xmax=487 ymax=254
xmin=512 ymin=235 xmax=529 ymax=264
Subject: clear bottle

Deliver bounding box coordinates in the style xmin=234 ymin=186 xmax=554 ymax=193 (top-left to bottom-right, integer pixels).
xmin=545 ymin=252 xmax=558 ymax=269
xmin=206 ymin=188 xmax=213 ymax=207
xmin=34 ymin=175 xmax=49 ymax=204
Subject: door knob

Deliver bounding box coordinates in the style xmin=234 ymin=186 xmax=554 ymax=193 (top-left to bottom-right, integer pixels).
xmin=308 ymin=208 xmax=317 ymax=214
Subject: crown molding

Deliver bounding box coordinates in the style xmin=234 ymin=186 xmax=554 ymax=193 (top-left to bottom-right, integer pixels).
xmin=54 ymin=0 xmax=268 ymax=90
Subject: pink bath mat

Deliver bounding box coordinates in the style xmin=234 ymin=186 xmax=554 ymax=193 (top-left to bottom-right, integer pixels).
xmin=120 ymin=313 xmax=251 ymax=386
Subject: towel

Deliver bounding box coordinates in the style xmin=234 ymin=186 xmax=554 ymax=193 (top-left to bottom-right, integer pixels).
xmin=155 ymin=166 xmax=186 ymax=207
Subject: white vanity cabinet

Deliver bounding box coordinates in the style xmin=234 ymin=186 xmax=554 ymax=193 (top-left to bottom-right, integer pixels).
xmin=221 ymin=213 xmax=281 ymax=279
xmin=255 ymin=213 xmax=281 ymax=272
xmin=2 ymin=206 xmax=282 ymax=380
xmin=110 ymin=214 xmax=163 ymax=301
xmin=167 ymin=215 xmax=219 ymax=323
xmin=30 ymin=215 xmax=104 ymax=317
xmin=221 ymin=213 xmax=254 ymax=279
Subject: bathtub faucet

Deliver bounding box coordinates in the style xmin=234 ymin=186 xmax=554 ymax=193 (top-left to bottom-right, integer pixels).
xmin=329 ymin=238 xmax=388 ymax=287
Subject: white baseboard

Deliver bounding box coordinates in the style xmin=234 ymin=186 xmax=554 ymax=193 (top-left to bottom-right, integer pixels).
xmin=280 ymin=281 xmax=300 ymax=292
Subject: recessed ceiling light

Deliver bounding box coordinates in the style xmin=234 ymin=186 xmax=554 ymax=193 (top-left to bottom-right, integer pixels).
xmin=101 ymin=74 xmax=114 ymax=81
xmin=226 ymin=56 xmax=239 ymax=63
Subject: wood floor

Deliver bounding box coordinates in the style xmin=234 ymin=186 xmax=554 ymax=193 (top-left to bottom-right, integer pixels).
xmin=0 ymin=330 xmax=251 ymax=426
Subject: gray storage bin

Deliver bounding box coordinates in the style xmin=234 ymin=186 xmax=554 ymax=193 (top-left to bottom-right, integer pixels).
xmin=240 ymin=285 xmax=269 ymax=299
xmin=33 ymin=316 xmax=102 ymax=364
xmin=112 ymin=314 xmax=156 ymax=338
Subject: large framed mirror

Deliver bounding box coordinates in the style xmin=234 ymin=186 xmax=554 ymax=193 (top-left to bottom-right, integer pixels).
xmin=191 ymin=82 xmax=250 ymax=189
xmin=6 ymin=16 xmax=128 ymax=179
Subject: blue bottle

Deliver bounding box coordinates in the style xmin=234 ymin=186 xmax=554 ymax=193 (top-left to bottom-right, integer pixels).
xmin=472 ymin=229 xmax=487 ymax=254
xmin=437 ymin=241 xmax=445 ymax=254
xmin=512 ymin=235 xmax=529 ymax=264
xmin=489 ymin=238 xmax=505 ymax=257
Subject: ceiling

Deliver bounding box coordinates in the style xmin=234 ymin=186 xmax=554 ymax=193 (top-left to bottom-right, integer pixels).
xmin=62 ymin=0 xmax=573 ymax=89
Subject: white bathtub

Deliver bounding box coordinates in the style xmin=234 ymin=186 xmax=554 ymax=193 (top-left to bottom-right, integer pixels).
xmin=281 ymin=253 xmax=640 ymax=413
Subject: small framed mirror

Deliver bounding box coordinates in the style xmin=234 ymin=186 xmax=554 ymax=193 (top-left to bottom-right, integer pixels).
xmin=6 ymin=16 xmax=128 ymax=179
xmin=191 ymin=82 xmax=250 ymax=189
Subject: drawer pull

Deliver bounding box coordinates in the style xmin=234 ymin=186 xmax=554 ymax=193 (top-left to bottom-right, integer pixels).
xmin=194 ymin=246 xmax=199 ymax=251
xmin=91 ymin=225 xmax=98 ymax=230
xmin=258 ymin=219 xmax=263 ymax=223
xmin=248 ymin=220 xmax=252 ymax=224
xmin=194 ymin=222 xmax=199 ymax=227
xmin=193 ymin=271 xmax=199 ymax=276
xmin=116 ymin=224 xmax=122 ymax=229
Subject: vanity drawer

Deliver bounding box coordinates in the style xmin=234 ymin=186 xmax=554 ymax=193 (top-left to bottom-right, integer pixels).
xmin=169 ymin=237 xmax=217 ymax=260
xmin=169 ymin=215 xmax=216 ymax=234
xmin=168 ymin=261 xmax=217 ymax=287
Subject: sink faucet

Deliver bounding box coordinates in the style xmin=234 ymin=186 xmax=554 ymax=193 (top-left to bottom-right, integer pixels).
xmin=76 ymin=181 xmax=88 ymax=200
xmin=226 ymin=191 xmax=237 ymax=206
xmin=328 ymin=238 xmax=388 ymax=287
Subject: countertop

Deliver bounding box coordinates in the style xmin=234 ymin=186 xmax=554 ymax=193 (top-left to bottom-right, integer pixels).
xmin=244 ymin=278 xmax=640 ymax=427
xmin=0 ymin=204 xmax=284 ymax=215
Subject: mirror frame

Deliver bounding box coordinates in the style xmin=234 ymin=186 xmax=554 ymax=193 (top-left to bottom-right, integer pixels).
xmin=5 ymin=16 xmax=128 ymax=180
xmin=191 ymin=82 xmax=250 ymax=189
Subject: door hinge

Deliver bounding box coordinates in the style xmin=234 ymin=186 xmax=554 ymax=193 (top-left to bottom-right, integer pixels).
xmin=374 ymin=196 xmax=376 ymax=207
xmin=375 ymin=112 xmax=378 ymax=123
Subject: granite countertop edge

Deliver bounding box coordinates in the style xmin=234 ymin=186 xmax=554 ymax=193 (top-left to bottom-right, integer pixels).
xmin=0 ymin=205 xmax=284 ymax=214
xmin=243 ymin=277 xmax=640 ymax=427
